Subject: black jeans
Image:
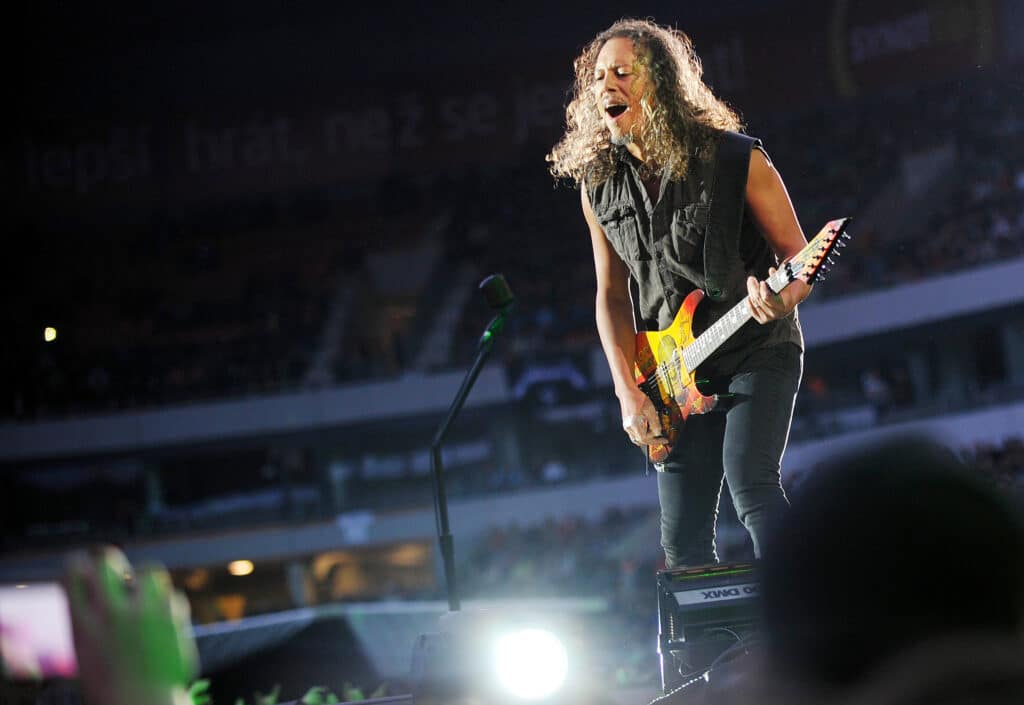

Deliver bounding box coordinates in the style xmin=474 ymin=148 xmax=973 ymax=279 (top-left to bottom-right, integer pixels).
xmin=656 ymin=343 xmax=803 ymax=568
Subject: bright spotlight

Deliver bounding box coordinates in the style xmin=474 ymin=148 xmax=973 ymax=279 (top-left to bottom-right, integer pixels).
xmin=44 ymin=326 xmax=57 ymax=342
xmin=493 ymin=628 xmax=568 ymax=700
xmin=227 ymin=559 xmax=254 ymax=576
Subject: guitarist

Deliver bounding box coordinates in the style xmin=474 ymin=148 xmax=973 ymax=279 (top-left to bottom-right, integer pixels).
xmin=548 ymin=19 xmax=811 ymax=567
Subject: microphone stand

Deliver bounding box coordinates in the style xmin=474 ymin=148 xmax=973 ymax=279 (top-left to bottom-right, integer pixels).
xmin=429 ymin=302 xmax=512 ymax=612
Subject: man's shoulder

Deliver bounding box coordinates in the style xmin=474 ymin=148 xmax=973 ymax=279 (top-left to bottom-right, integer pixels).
xmin=717 ymin=130 xmax=762 ymax=151
xmin=708 ymin=130 xmax=764 ymax=176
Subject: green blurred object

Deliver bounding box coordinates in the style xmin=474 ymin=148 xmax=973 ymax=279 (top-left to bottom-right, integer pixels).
xmin=189 ymin=679 xmax=212 ymax=705
xmin=301 ymin=685 xmax=340 ymax=704
xmin=64 ymin=546 xmax=199 ymax=705
xmin=253 ymin=684 xmax=281 ymax=704
xmin=342 ymin=682 xmax=364 ymax=701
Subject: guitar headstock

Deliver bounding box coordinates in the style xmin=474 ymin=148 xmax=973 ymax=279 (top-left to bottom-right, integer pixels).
xmin=781 ymin=217 xmax=852 ymax=287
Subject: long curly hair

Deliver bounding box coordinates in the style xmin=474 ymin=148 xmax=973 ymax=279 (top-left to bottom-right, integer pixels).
xmin=547 ymin=18 xmax=743 ymax=188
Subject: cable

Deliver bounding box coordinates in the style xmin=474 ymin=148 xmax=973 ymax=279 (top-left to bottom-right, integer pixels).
xmin=673 ymin=626 xmax=746 ymax=681
xmin=702 ymin=625 xmax=745 ymax=648
xmin=646 ymin=670 xmax=708 ymax=705
xmin=650 ymin=629 xmax=762 ymax=704
xmin=709 ymin=630 xmax=761 ymax=671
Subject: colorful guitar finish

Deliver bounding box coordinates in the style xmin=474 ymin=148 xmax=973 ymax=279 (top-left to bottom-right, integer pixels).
xmin=635 ymin=217 xmax=852 ymax=463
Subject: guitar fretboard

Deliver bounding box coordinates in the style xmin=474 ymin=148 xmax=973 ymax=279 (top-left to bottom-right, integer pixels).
xmin=676 ymin=218 xmax=847 ymax=374
xmin=681 ymin=267 xmax=791 ymax=373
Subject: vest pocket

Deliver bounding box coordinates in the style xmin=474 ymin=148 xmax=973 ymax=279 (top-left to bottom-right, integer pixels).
xmin=597 ymin=203 xmax=645 ymax=262
xmin=663 ymin=204 xmax=708 ymax=273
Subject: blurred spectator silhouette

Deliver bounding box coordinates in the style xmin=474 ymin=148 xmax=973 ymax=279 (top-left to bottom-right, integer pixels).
xmin=859 ymin=367 xmax=892 ymax=416
xmin=721 ymin=436 xmax=1024 ymax=704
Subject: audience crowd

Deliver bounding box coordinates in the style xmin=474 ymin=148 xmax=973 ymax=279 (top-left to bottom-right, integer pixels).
xmin=5 ymin=69 xmax=1024 ymax=422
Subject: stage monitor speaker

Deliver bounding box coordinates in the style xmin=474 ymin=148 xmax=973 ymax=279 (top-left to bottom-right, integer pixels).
xmin=656 ymin=562 xmax=760 ymax=693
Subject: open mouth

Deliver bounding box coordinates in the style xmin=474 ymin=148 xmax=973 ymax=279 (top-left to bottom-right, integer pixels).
xmin=606 ymin=104 xmax=628 ymax=119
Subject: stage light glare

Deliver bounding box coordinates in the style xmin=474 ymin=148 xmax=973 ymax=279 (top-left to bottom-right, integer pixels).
xmin=228 ymin=559 xmax=254 ymax=576
xmin=493 ymin=628 xmax=568 ymax=700
xmin=44 ymin=327 xmax=57 ymax=342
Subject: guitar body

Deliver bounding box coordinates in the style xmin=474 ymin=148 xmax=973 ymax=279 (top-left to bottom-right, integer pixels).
xmin=634 ymin=288 xmax=719 ymax=464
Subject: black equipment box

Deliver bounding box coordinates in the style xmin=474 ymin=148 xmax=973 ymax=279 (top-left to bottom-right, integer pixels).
xmin=656 ymin=562 xmax=760 ymax=692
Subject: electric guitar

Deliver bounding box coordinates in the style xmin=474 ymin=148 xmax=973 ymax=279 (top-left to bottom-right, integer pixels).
xmin=635 ymin=217 xmax=852 ymax=463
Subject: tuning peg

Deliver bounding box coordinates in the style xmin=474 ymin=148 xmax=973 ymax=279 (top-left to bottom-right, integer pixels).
xmin=827 ymin=256 xmax=835 ymax=266
xmin=816 ymin=274 xmax=828 ymax=282
xmin=836 ymin=240 xmax=847 ymax=248
xmin=841 ymin=232 xmax=852 ymax=240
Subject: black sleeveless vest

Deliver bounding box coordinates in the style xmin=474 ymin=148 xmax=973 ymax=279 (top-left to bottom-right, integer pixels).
xmin=588 ymin=131 xmax=802 ymax=374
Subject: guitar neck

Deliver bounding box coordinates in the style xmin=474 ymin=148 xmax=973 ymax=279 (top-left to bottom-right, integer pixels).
xmin=679 ymin=218 xmax=850 ymax=373
xmin=681 ymin=268 xmax=790 ymax=373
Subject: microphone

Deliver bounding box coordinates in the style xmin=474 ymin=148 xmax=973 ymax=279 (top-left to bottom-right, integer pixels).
xmin=479 ymin=273 xmax=515 ymax=311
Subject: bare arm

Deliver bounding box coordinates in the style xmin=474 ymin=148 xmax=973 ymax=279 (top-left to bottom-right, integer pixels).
xmin=744 ymin=147 xmax=812 ymax=323
xmin=582 ymin=187 xmax=665 ymax=446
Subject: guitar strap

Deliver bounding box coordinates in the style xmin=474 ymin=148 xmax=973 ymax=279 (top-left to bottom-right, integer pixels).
xmin=628 ymin=275 xmax=643 ymax=332
xmin=704 ymin=131 xmax=760 ymax=303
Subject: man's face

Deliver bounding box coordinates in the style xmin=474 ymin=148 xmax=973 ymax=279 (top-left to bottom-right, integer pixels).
xmin=592 ymin=37 xmax=649 ymax=145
